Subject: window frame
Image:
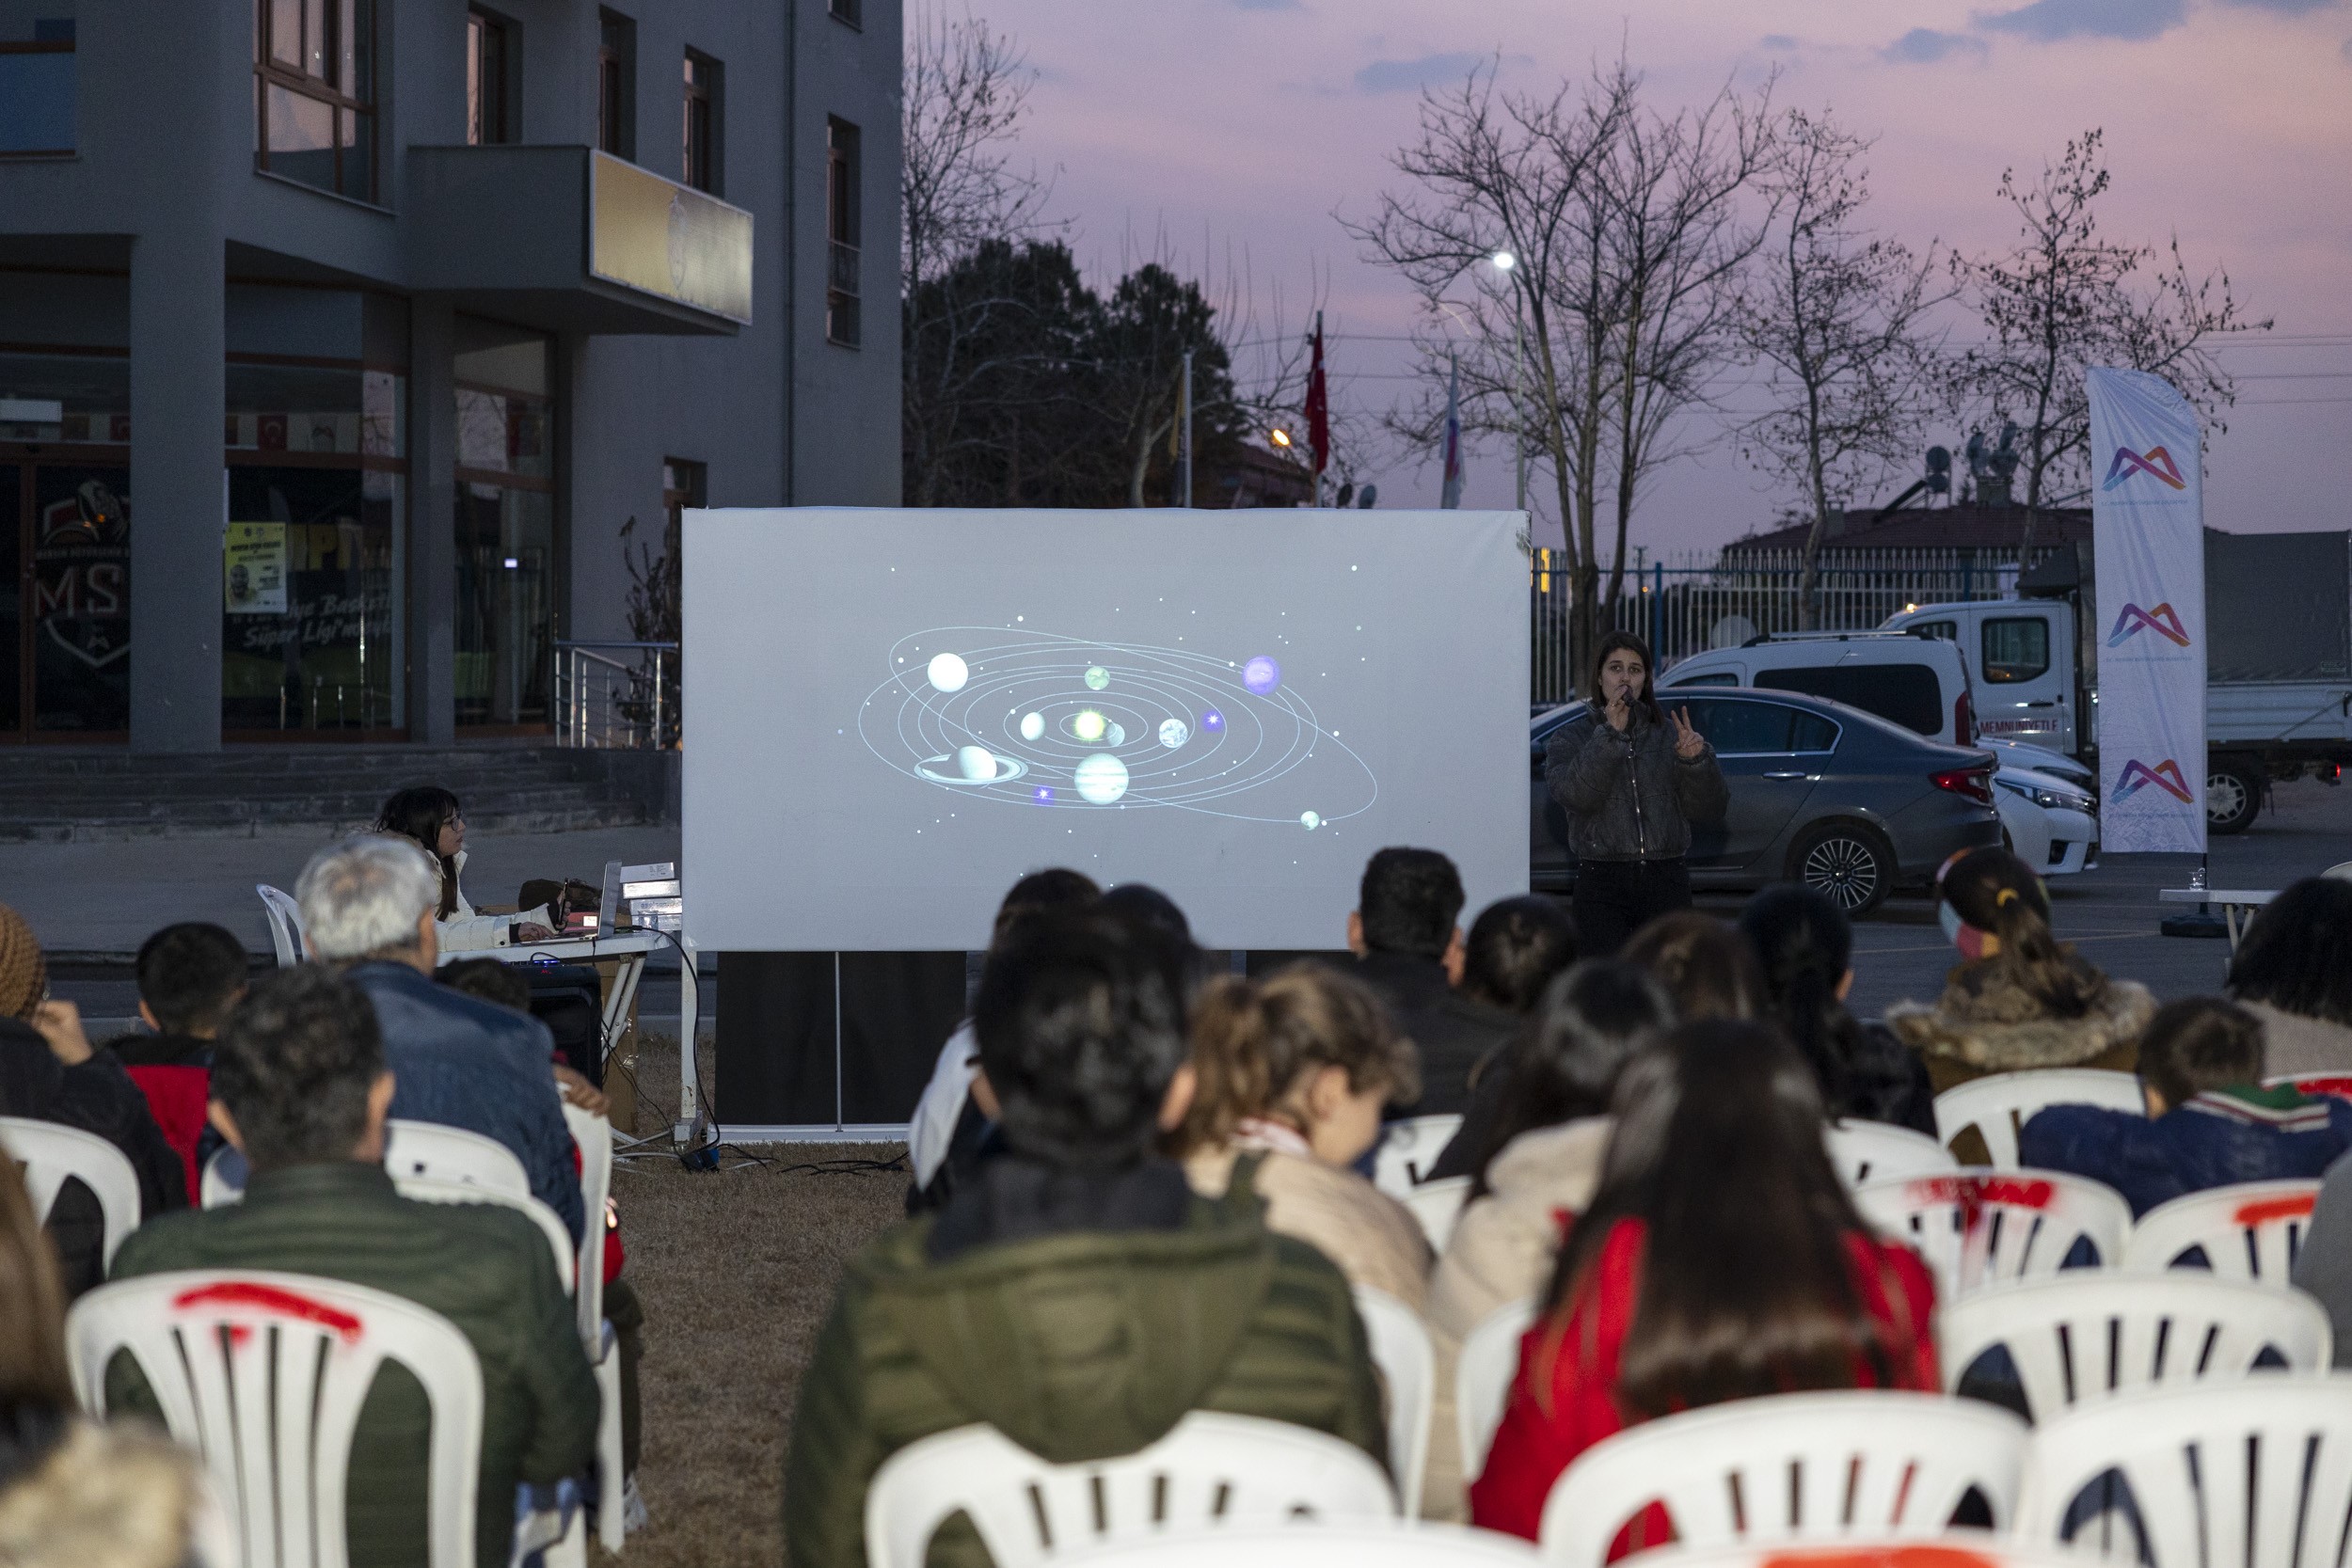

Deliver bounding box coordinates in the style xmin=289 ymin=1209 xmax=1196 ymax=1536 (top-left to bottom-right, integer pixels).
xmin=1677 ymin=696 xmax=1838 ymax=759
xmin=596 ymin=10 xmax=636 ymax=160
xmin=825 ymin=116 xmax=863 ymax=347
xmin=252 ymin=0 xmax=378 ymax=202
xmin=829 ymin=0 xmax=865 ymax=27
xmin=0 ymin=25 xmax=76 ymax=160
xmin=1980 ymin=615 xmax=2053 ymax=686
xmin=467 ymin=7 xmax=518 ymax=148
xmin=681 ymin=49 xmax=721 ymax=194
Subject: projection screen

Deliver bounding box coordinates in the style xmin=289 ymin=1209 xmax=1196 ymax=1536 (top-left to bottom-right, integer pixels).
xmin=683 ymin=508 xmax=1528 ymax=951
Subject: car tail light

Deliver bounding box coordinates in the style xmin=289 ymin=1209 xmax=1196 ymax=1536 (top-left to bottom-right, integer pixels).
xmin=1932 ymin=766 xmax=1994 ymax=806
xmin=1956 ymin=688 xmax=1976 ymax=744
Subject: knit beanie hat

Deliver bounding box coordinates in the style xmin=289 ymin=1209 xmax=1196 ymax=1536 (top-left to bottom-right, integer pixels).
xmin=0 ymin=904 xmax=45 ymax=1022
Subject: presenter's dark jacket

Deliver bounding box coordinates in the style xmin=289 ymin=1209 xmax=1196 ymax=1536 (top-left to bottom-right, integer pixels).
xmin=105 ymin=1161 xmax=598 ymax=1568
xmin=784 ymin=1153 xmax=1388 ymax=1568
xmin=1545 ymin=706 xmax=1727 ymax=863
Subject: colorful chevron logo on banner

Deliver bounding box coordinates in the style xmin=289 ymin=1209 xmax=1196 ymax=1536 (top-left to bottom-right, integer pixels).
xmin=2107 ymin=602 xmax=2191 ymax=648
xmin=2114 ymin=758 xmax=2195 ymax=803
xmin=2102 ymin=444 xmax=2187 ymax=491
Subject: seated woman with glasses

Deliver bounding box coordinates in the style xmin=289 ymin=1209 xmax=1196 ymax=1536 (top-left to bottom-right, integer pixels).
xmin=373 ymin=786 xmax=556 ymax=952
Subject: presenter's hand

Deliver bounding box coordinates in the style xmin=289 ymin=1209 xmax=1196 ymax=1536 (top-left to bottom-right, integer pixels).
xmin=1604 ymin=693 xmax=1631 ymax=732
xmin=1671 ymin=706 xmax=1706 ymax=760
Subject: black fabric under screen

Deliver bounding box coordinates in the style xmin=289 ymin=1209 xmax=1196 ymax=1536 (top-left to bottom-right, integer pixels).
xmin=714 ymin=952 xmax=966 ymax=1126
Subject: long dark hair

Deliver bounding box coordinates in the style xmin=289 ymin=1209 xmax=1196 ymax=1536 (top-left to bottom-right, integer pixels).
xmin=1941 ymin=847 xmax=2105 ymax=1017
xmin=1740 ymin=884 xmax=1863 ymax=1113
xmin=1538 ymin=1020 xmax=1901 ymax=1420
xmin=1588 ymin=630 xmax=1663 ymax=723
xmin=1467 ymin=961 xmax=1672 ymax=1198
xmin=0 ymin=1156 xmax=71 ymax=1486
xmin=375 ymin=785 xmax=462 ymax=918
xmin=2228 ymin=878 xmax=2352 ymax=1029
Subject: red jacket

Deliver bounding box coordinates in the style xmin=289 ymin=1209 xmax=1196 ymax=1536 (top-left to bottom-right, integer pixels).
xmin=1470 ymin=1216 xmax=1940 ymax=1543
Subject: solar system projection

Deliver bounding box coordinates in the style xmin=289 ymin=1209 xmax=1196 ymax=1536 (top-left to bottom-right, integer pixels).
xmin=683 ymin=508 xmax=1528 ymax=951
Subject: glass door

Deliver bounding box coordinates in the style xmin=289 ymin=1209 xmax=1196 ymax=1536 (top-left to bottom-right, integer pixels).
xmin=29 ymin=464 xmax=130 ymax=735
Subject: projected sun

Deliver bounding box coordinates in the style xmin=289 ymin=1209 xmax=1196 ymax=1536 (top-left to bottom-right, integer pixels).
xmin=859 ymin=627 xmax=1377 ymax=827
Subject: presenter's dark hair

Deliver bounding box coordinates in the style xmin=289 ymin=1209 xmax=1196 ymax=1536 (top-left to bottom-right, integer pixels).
xmin=1461 ymin=895 xmax=1580 ymax=1013
xmin=1467 ymin=960 xmax=1670 ymax=1197
xmin=974 ymin=910 xmax=1189 ymax=1166
xmin=374 ymin=785 xmax=463 ymax=917
xmin=2139 ymin=996 xmax=2265 ymax=1108
xmin=135 ymin=922 xmax=249 ymax=1037
xmin=1358 ymin=847 xmax=1465 ymax=958
xmin=212 ymin=967 xmax=385 ymax=1171
xmin=2228 ymin=878 xmax=2352 ymax=1029
xmin=1589 ymin=630 xmax=1663 ymax=721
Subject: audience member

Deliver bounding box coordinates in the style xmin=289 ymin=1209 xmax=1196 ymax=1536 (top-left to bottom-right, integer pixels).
xmin=295 ymin=837 xmax=585 ymax=1242
xmin=1740 ymin=885 xmax=1936 ymax=1133
xmin=2021 ymin=996 xmax=2352 ymax=1215
xmin=784 ymin=911 xmax=1385 ymax=1568
xmin=107 ymin=966 xmax=596 ymax=1568
xmin=1175 ymin=963 xmax=1431 ymax=1307
xmin=1426 ymin=962 xmax=1674 ymax=1343
xmin=1470 ymin=1019 xmax=1939 ymax=1542
xmin=1618 ymin=910 xmax=1764 ymax=1021
xmin=2226 ymin=878 xmax=2352 ymax=1076
xmin=106 ymin=920 xmax=247 ymax=1199
xmin=2292 ymin=1148 xmax=2352 ymax=1367
xmin=0 ymin=903 xmax=185 ymax=1295
xmin=373 ymin=785 xmax=555 ymax=950
xmin=1421 ymin=895 xmax=1581 ymax=1118
xmin=1348 ymin=847 xmax=1490 ymax=1113
xmin=0 ymin=1156 xmax=206 ymax=1568
xmin=904 ymin=868 xmax=1103 ymax=1212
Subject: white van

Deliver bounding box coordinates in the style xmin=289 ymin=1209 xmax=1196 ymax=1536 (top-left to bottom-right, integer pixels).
xmin=1659 ymin=632 xmax=1975 ymax=747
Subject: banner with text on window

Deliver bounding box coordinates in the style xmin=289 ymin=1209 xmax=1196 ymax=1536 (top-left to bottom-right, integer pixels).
xmin=2088 ymin=366 xmax=2206 ymax=854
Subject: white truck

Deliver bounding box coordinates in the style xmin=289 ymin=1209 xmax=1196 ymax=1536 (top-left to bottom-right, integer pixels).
xmin=1882 ymin=529 xmax=2352 ymax=833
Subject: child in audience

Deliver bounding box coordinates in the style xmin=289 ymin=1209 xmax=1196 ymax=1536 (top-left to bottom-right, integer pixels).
xmin=2021 ymin=996 xmax=2352 ymax=1215
xmin=106 ymin=921 xmax=246 ymax=1199
xmin=1470 ymin=1019 xmax=1940 ymax=1543
xmin=2226 ymin=878 xmax=2352 ymax=1076
xmin=1740 ymin=884 xmax=1936 ymax=1133
xmin=1618 ymin=910 xmax=1763 ymax=1021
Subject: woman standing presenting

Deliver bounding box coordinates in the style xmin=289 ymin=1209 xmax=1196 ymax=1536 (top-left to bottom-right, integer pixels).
xmin=1545 ymin=632 xmax=1727 ymax=956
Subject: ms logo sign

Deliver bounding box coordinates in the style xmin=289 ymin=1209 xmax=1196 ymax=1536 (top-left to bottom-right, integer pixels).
xmin=2114 ymin=758 xmax=2195 ymax=804
xmin=2102 ymin=444 xmax=2187 ymax=492
xmin=2107 ymin=602 xmax=2191 ymax=648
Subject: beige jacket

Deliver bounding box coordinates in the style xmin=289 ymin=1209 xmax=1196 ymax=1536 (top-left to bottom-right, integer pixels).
xmin=2245 ymin=1001 xmax=2352 ymax=1079
xmin=435 ymin=847 xmax=552 ymax=954
xmin=0 ymin=1419 xmax=214 ymax=1568
xmin=1427 ymin=1118 xmax=1611 ymax=1344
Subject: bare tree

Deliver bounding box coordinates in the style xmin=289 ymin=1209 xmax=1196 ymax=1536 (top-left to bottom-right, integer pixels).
xmin=1956 ymin=128 xmax=2265 ymax=563
xmin=1736 ymin=109 xmax=1952 ymax=626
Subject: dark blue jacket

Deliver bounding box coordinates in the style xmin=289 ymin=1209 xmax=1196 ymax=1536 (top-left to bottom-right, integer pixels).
xmin=2021 ymin=1089 xmax=2352 ymax=1217
xmin=347 ymin=960 xmax=585 ymax=1243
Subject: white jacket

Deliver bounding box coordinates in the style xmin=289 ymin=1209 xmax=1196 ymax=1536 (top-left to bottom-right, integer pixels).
xmin=433 ymin=847 xmax=551 ymax=953
xmin=1426 ymin=1117 xmax=1612 ymax=1344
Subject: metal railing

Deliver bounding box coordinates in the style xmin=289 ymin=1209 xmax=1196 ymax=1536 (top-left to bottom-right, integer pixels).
xmin=1531 ymin=546 xmax=2069 ymax=705
xmin=555 ymin=641 xmax=678 ymax=749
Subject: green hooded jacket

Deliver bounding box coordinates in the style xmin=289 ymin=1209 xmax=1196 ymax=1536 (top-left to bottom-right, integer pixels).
xmin=782 ymin=1159 xmax=1388 ymax=1568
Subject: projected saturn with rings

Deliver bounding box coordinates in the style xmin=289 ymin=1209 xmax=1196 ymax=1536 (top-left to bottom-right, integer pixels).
xmin=858 ymin=627 xmax=1377 ymax=828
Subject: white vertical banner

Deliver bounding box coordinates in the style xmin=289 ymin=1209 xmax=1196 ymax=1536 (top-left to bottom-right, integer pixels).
xmin=2087 ymin=366 xmax=2206 ymax=853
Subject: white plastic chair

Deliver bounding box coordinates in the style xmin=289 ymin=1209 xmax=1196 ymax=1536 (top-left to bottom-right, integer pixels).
xmin=256 ymin=884 xmax=307 ymax=967
xmin=1403 ymin=1175 xmax=1473 ymax=1252
xmin=383 ymin=1119 xmax=532 ymax=1197
xmin=1537 ymin=1390 xmax=2030 ymax=1567
xmin=862 ymin=1412 xmax=1396 ymax=1568
xmin=1941 ymin=1274 xmax=2334 ymax=1422
xmin=391 ymin=1176 xmax=575 ymax=1293
xmin=1654 ymin=1540 xmax=2105 ymax=1568
xmin=66 ymin=1268 xmax=485 ymax=1568
xmin=1827 ymin=1119 xmax=1961 ymax=1188
xmin=2120 ymin=1180 xmax=2322 ymax=1283
xmin=1350 ymin=1286 xmax=1432 ymax=1517
xmin=1455 ymin=1297 xmax=1537 ymax=1481
xmin=1933 ymin=1069 xmax=2145 ymax=1167
xmin=0 ymin=1116 xmax=144 ymax=1270
xmin=1048 ymin=1523 xmax=1542 ymax=1568
xmin=563 ymin=1102 xmax=628 ymax=1553
xmin=1374 ymin=1114 xmax=1464 ymax=1197
xmin=199 ymin=1147 xmax=238 ymax=1210
xmin=2016 ymin=1374 xmax=2352 ymax=1568
xmin=1854 ymin=1170 xmax=2131 ymax=1299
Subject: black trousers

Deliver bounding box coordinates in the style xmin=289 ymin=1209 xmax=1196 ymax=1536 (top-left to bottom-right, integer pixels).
xmin=1571 ymin=858 xmax=1693 ymax=957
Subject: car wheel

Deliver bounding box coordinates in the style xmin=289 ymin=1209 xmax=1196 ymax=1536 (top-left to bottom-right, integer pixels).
xmin=1789 ymin=822 xmax=1894 ymax=915
xmin=2207 ymin=760 xmax=2262 ymax=835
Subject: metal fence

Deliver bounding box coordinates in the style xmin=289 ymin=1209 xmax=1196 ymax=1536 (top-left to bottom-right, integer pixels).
xmin=555 ymin=641 xmax=679 ymax=749
xmin=1531 ymin=546 xmax=2069 ymax=705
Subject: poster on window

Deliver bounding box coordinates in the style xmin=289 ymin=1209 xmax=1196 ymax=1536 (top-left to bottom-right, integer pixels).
xmin=224 ymin=522 xmax=289 ymax=615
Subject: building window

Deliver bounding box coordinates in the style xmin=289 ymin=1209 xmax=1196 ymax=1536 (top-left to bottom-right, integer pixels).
xmin=596 ymin=10 xmax=635 ymax=159
xmin=453 ymin=319 xmax=557 ymax=729
xmin=0 ymin=18 xmax=74 ymax=157
xmin=826 ymin=118 xmax=862 ymax=347
xmin=253 ymin=0 xmax=376 ymax=200
xmin=682 ymin=50 xmax=720 ymax=193
xmin=467 ymin=8 xmax=516 ymax=147
xmin=829 ymin=0 xmax=863 ymax=28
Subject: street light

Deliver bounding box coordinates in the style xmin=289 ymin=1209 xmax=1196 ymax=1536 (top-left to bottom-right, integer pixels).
xmin=1269 ymin=427 xmax=1293 ymax=450
xmin=1491 ymin=249 xmax=1517 ymax=273
xmin=1489 ymin=249 xmax=1528 ymax=511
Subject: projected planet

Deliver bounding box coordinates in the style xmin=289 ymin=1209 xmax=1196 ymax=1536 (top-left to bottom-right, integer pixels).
xmin=858 ymin=626 xmax=1377 ymax=825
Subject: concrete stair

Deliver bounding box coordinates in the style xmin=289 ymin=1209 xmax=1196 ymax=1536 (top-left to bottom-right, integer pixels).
xmin=0 ymin=745 xmax=653 ymax=843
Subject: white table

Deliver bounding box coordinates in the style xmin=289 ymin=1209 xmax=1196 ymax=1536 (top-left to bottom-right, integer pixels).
xmin=2157 ymin=888 xmax=2278 ymax=947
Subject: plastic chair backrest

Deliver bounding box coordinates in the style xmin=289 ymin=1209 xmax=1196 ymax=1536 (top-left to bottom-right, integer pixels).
xmin=382 ymin=1119 xmax=531 ymax=1198
xmin=256 ymin=884 xmax=307 ymax=967
xmin=0 ymin=1116 xmax=143 ymax=1270
xmin=391 ymin=1176 xmax=575 ymax=1294
xmin=2120 ymin=1180 xmax=2322 ymax=1283
xmin=1374 ymin=1115 xmax=1464 ymax=1197
xmin=1656 ymin=1541 xmax=2122 ymax=1568
xmin=1041 ymin=1523 xmax=1542 ymax=1568
xmin=562 ymin=1104 xmax=611 ymax=1350
xmin=1350 ymin=1286 xmax=1432 ymax=1517
xmin=200 ymin=1147 xmax=239 ymax=1210
xmin=1456 ymin=1297 xmax=1537 ymax=1479
xmin=1933 ymin=1069 xmax=2145 ymax=1168
xmin=2323 ymin=861 xmax=2352 ymax=882
xmin=66 ymin=1268 xmax=485 ymax=1568
xmin=2265 ymin=1072 xmax=2352 ymax=1102
xmin=1403 ymin=1175 xmax=1473 ymax=1252
xmin=2015 ymin=1373 xmax=2352 ymax=1568
xmin=1852 ymin=1170 xmax=2131 ymax=1300
xmin=1827 ymin=1119 xmax=1961 ymax=1188
xmin=861 ymin=1412 xmax=1396 ymax=1568
xmin=1537 ymin=1390 xmax=2029 ymax=1568
xmin=1941 ymin=1274 xmax=2334 ymax=1422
